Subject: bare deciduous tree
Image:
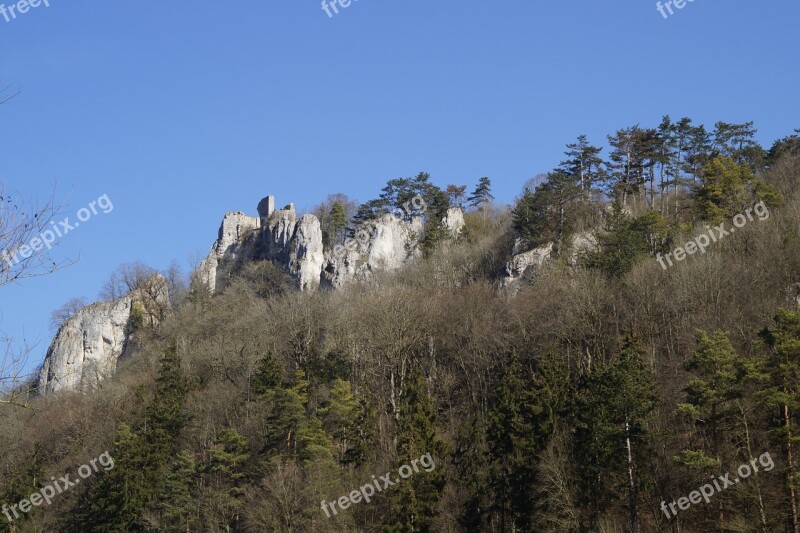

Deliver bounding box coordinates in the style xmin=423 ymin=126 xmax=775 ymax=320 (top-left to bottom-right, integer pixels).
xmin=0 ymin=334 xmax=38 ymax=409
xmin=99 ymin=261 xmax=160 ymax=301
xmin=0 ymin=182 xmax=71 ymax=288
xmin=49 ymin=296 xmax=89 ymax=331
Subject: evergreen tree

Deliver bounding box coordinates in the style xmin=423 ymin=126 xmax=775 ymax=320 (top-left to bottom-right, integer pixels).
xmin=675 ymin=330 xmax=769 ymax=530
xmin=712 ymin=121 xmax=763 ymax=168
xmin=467 ymin=177 xmax=495 ymax=214
xmin=384 ymin=368 xmax=446 ymax=533
xmin=318 ymin=378 xmax=360 ymax=464
xmin=201 ymin=429 xmax=251 ymax=531
xmin=77 ymin=343 xmax=189 ymax=532
xmin=252 ymin=351 xmax=284 ymax=396
xmin=512 ymin=171 xmax=581 ymax=254
xmin=454 ymin=409 xmax=491 ymax=530
xmin=574 ymin=338 xmax=657 ymax=531
xmin=584 ymin=203 xmax=670 ymax=277
xmin=559 ymin=134 xmax=606 ymax=195
xmin=695 ymin=156 xmax=782 ymax=224
xmin=158 ymin=450 xmax=198 ymax=532
xmin=485 ymin=351 xmax=566 ymax=530
xmin=757 ymin=309 xmax=800 ymax=533
xmin=323 ymin=201 xmax=347 ymax=250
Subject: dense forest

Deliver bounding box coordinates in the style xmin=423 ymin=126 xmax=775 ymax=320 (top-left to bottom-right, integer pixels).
xmin=3 ymin=118 xmax=800 ymax=532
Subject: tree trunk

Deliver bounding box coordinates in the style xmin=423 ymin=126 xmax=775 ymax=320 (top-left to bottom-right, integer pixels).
xmin=626 ymin=418 xmax=638 ymax=532
xmin=784 ymin=402 xmax=800 ymax=533
xmin=738 ymin=401 xmax=768 ymax=532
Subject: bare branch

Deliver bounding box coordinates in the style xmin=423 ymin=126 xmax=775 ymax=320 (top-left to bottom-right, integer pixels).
xmin=0 ymin=182 xmax=74 ymax=288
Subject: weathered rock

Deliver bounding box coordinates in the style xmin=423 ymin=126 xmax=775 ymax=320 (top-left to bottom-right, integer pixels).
xmin=197 ymin=212 xmax=260 ymax=293
xmin=502 ymin=231 xmax=599 ymax=289
xmin=38 ymin=276 xmax=169 ymax=395
xmin=288 ymin=215 xmax=325 ymax=291
xmin=200 ymin=196 xmax=458 ymax=292
xmin=200 ymin=200 xmax=325 ymax=292
xmin=502 ymin=241 xmax=553 ymax=288
xmin=322 ymin=215 xmax=424 ymax=288
xmin=443 ymin=207 xmax=465 ymax=236
xmin=569 ymin=232 xmax=599 ymax=266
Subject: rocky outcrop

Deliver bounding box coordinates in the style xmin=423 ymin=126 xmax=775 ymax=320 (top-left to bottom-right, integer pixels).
xmin=443 ymin=207 xmax=465 ymax=237
xmin=199 ymin=196 xmax=436 ymax=293
xmin=322 ymin=215 xmax=424 ymax=288
xmin=502 ymin=240 xmax=554 ymax=288
xmin=197 ymin=212 xmax=260 ymax=293
xmin=38 ymin=276 xmax=169 ymax=395
xmin=501 ymin=231 xmax=599 ymax=289
xmin=198 ymin=200 xmax=325 ymax=292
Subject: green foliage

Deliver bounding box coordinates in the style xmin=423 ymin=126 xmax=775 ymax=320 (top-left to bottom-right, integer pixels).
xmin=694 ymin=156 xmax=782 ymax=224
xmin=574 ymin=338 xmax=658 ymax=530
xmin=252 ymin=351 xmax=284 ymax=396
xmin=158 ymin=450 xmax=199 ymax=532
xmin=75 ymin=343 xmax=189 ymax=532
xmin=384 ymin=368 xmax=446 ymax=533
xmin=129 ymin=302 xmax=144 ymax=333
xmin=323 ymin=201 xmax=348 ymax=250
xmin=513 ymin=171 xmax=581 ymax=254
xmin=585 ymin=203 xmax=671 ymax=277
xmin=467 ymin=177 xmax=495 ymax=212
xmin=485 ymin=352 xmax=568 ymax=531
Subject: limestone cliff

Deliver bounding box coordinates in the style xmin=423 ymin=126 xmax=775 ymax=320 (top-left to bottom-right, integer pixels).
xmin=38 ymin=276 xmax=168 ymax=395
xmin=199 ymin=196 xmax=445 ymax=293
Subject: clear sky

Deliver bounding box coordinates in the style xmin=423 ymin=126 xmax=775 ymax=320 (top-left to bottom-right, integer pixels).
xmin=1 ymin=0 xmax=798 ymax=378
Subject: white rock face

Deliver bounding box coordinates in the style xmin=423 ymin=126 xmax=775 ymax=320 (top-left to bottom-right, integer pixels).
xmin=502 ymin=241 xmax=554 ymax=287
xmin=443 ymin=207 xmax=465 ymax=236
xmin=501 ymin=231 xmax=599 ymax=289
xmin=288 ymin=215 xmax=325 ymax=291
xmin=569 ymin=232 xmax=599 ymax=266
xmin=200 ymin=200 xmax=326 ymax=292
xmin=322 ymin=215 xmax=424 ymax=288
xmin=38 ymin=277 xmax=169 ymax=395
xmin=200 ymin=196 xmax=457 ymax=292
xmin=197 ymin=212 xmax=260 ymax=293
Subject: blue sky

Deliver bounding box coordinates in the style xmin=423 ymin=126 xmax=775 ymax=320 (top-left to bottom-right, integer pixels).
xmin=1 ymin=0 xmax=798 ymax=378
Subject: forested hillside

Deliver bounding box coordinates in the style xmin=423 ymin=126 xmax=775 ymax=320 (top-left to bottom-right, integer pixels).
xmin=3 ymin=119 xmax=800 ymax=532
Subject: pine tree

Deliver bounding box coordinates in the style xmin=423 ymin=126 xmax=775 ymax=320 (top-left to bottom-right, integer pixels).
xmin=445 ymin=184 xmax=467 ymax=207
xmin=384 ymin=368 xmax=446 ymax=533
xmin=202 ymin=428 xmax=251 ymax=531
xmin=252 ymin=351 xmax=283 ymax=397
xmin=559 ymin=134 xmax=605 ymax=195
xmin=78 ymin=423 xmax=150 ymax=532
xmin=76 ymin=343 xmax=189 ymax=532
xmin=512 ymin=171 xmax=580 ymax=254
xmin=158 ymin=450 xmax=198 ymax=532
xmin=757 ymin=309 xmax=800 ymax=533
xmin=467 ymin=177 xmax=495 ymax=214
xmin=486 ymin=352 xmax=535 ymax=530
xmin=455 ymin=409 xmax=490 ymax=530
xmin=318 ymin=378 xmax=360 ymax=463
xmin=574 ymin=337 xmax=657 ymax=531
xmin=323 ymin=202 xmax=348 ymax=250
xmin=485 ymin=351 xmax=565 ymax=530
